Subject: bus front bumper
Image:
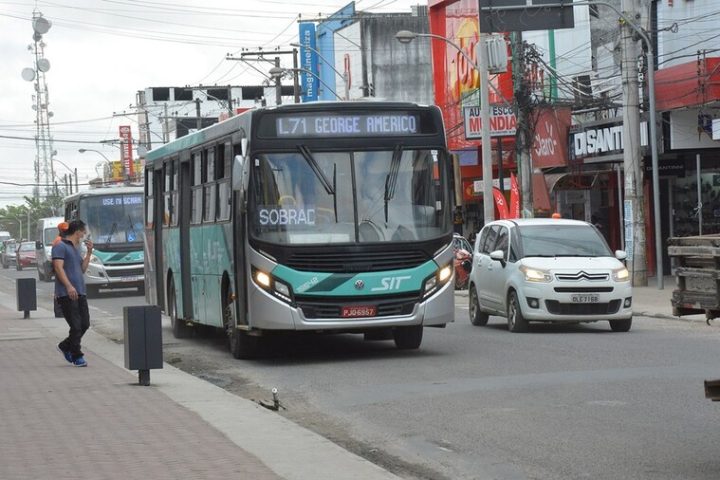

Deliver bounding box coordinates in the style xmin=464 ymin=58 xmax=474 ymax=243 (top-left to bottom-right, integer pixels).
xmin=247 ymin=280 xmax=455 ymax=331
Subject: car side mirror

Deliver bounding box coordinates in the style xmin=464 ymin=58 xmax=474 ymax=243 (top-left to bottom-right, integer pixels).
xmin=36 ymin=241 xmax=43 ymax=250
xmin=615 ymin=250 xmax=627 ymax=261
xmin=490 ymin=249 xmax=506 ymax=267
xmin=462 ymin=259 xmax=472 ymax=273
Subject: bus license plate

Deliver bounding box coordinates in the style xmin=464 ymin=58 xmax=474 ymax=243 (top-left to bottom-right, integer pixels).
xmin=571 ymin=294 xmax=599 ymax=303
xmin=341 ymin=305 xmax=377 ymax=318
xmin=121 ymin=276 xmax=139 ymax=282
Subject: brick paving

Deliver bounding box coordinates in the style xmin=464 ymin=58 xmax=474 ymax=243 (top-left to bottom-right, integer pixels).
xmin=0 ymin=307 xmax=283 ymax=480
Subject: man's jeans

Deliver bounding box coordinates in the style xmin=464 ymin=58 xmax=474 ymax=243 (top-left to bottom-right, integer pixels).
xmin=57 ymin=296 xmax=90 ymax=359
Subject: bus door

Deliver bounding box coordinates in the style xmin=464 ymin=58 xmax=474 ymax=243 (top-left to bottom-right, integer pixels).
xmin=232 ymin=142 xmax=247 ymax=326
xmin=152 ymin=167 xmax=165 ymax=309
xmin=179 ymin=154 xmax=193 ymax=321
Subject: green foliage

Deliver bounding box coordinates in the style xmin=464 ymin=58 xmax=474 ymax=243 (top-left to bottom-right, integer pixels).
xmin=0 ymin=195 xmax=64 ymax=240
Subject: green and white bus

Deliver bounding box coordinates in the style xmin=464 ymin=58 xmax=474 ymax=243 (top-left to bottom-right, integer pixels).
xmin=144 ymin=102 xmax=455 ymax=358
xmin=64 ymin=185 xmax=145 ymax=296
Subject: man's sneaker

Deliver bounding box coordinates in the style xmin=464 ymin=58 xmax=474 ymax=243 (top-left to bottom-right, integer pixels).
xmin=73 ymin=356 xmax=87 ymax=367
xmin=57 ymin=346 xmax=73 ymax=364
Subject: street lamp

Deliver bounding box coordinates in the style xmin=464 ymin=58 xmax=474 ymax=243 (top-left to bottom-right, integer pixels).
xmin=289 ymin=42 xmax=350 ymax=100
xmin=53 ymin=157 xmax=78 ymax=193
xmin=395 ymin=29 xmax=495 ymax=224
xmin=79 ymin=148 xmax=112 ymax=183
xmin=268 ymin=66 xmax=343 ymax=101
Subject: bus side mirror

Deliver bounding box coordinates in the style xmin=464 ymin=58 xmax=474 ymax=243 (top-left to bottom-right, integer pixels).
xmin=232 ymin=155 xmax=245 ymax=192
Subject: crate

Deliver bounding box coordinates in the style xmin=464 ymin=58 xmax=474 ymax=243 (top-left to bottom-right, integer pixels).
xmin=667 ymin=234 xmax=720 ymax=320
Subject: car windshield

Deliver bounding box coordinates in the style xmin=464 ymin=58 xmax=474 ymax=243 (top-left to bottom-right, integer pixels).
xmin=19 ymin=243 xmax=34 ymax=251
xmin=43 ymin=227 xmax=57 ymax=245
xmin=518 ymin=225 xmax=612 ymax=258
xmin=249 ymin=148 xmax=448 ymax=245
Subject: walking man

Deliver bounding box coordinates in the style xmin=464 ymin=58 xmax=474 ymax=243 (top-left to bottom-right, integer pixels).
xmin=53 ymin=220 xmax=93 ymax=367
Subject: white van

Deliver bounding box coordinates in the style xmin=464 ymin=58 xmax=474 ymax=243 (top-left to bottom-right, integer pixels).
xmin=35 ymin=216 xmax=65 ymax=281
xmin=0 ymin=231 xmax=10 ymax=243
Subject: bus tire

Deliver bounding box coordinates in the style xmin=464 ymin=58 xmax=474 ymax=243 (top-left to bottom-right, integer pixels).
xmin=169 ymin=278 xmax=192 ymax=339
xmin=228 ymin=329 xmax=262 ymax=360
xmin=393 ymin=325 xmax=423 ymax=350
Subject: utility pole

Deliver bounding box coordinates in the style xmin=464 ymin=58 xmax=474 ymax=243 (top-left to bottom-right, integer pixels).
xmin=620 ymin=0 xmax=647 ymax=286
xmin=274 ymin=57 xmax=282 ymax=105
xmin=479 ymin=32 xmax=494 ymax=224
xmin=512 ymin=33 xmax=534 ymax=218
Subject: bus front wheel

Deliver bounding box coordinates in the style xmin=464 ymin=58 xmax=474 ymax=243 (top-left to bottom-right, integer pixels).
xmin=393 ymin=325 xmax=423 ymax=350
xmin=223 ymin=286 xmax=261 ymax=359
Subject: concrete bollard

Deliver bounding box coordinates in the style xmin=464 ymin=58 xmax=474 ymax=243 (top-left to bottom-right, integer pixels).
xmin=16 ymin=278 xmax=37 ymax=319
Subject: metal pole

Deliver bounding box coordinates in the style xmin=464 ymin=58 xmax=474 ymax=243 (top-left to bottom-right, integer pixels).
xmin=195 ymin=98 xmax=202 ymax=130
xmin=697 ymin=153 xmax=702 ymax=236
xmin=479 ymin=32 xmax=494 ymax=224
xmin=74 ymin=168 xmax=78 ymax=192
xmin=617 ymin=163 xmax=624 ymax=247
xmin=292 ymin=49 xmax=301 ymax=103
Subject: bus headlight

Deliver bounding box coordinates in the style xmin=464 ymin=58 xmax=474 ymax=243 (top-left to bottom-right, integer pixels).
xmin=423 ymin=263 xmax=452 ymax=298
xmin=89 ymin=254 xmax=103 ymax=266
xmin=252 ymin=267 xmax=293 ymax=304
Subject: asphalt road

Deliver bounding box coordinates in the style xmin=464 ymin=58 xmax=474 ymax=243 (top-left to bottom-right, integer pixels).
xmin=7 ymin=266 xmax=720 ymax=480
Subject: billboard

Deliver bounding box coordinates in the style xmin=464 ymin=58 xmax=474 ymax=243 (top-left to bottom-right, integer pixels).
xmin=463 ymin=104 xmax=517 ymax=138
xmin=299 ymin=22 xmax=319 ymax=102
xmin=429 ymin=0 xmax=514 ymax=151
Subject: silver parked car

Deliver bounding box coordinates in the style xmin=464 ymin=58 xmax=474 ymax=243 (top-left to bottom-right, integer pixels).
xmin=466 ymin=219 xmax=633 ymax=332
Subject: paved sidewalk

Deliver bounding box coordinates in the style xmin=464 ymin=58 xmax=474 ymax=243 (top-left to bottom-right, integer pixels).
xmin=0 ymin=297 xmax=401 ymax=480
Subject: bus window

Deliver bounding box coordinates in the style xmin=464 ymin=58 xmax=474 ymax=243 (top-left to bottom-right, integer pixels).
xmin=191 ymin=152 xmax=203 ymax=225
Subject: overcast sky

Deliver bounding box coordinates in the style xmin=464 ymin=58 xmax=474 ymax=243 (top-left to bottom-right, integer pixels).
xmin=0 ymin=0 xmax=423 ymax=208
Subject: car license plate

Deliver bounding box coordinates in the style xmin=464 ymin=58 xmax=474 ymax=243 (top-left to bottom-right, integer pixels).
xmin=341 ymin=305 xmax=377 ymax=318
xmin=121 ymin=276 xmax=139 ymax=282
xmin=571 ymin=294 xmax=599 ymax=303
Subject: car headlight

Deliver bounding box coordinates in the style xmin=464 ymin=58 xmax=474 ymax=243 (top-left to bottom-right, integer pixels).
xmin=252 ymin=267 xmax=293 ymax=304
xmin=612 ymin=267 xmax=630 ymax=282
xmin=423 ymin=263 xmax=453 ymax=298
xmin=519 ymin=265 xmax=552 ymax=283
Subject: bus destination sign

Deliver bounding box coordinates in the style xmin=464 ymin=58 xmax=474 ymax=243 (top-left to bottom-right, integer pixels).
xmin=274 ymin=113 xmax=421 ymax=138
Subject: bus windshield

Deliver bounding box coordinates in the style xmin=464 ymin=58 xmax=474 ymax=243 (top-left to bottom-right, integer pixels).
xmin=79 ymin=193 xmax=144 ymax=245
xmin=250 ymin=148 xmax=448 ymax=245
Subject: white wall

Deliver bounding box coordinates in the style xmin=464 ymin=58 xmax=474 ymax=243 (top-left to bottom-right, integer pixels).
xmin=657 ymin=0 xmax=719 ymax=69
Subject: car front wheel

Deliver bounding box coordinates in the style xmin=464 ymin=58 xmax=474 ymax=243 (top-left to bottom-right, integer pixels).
xmin=469 ymin=286 xmax=489 ymax=326
xmin=507 ymin=291 xmax=529 ymax=333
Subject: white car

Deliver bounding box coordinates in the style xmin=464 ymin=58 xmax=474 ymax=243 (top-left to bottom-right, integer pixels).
xmin=465 ymin=218 xmax=633 ymax=332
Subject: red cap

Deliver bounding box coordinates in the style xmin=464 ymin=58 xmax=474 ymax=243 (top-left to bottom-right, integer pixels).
xmin=58 ymin=222 xmax=69 ymax=232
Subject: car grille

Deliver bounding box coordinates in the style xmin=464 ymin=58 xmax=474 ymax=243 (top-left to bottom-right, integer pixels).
xmin=554 ymin=271 xmax=609 ymax=282
xmin=545 ymin=299 xmax=621 ymax=315
xmin=296 ymin=293 xmax=419 ymax=319
xmin=554 ymin=287 xmax=614 ymax=293
xmin=286 ymin=250 xmax=429 ymax=273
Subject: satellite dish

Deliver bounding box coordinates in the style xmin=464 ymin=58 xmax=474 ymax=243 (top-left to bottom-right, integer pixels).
xmin=32 ymin=17 xmax=51 ymax=34
xmin=37 ymin=58 xmax=50 ymax=72
xmin=21 ymin=68 xmax=36 ymax=81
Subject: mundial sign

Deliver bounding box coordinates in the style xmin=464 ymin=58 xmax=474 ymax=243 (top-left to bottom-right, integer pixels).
xmin=479 ymin=0 xmax=575 ymax=32
xmin=463 ymin=105 xmax=517 ymax=139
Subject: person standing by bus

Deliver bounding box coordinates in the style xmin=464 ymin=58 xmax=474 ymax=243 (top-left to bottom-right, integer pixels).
xmin=53 ymin=220 xmax=94 ymax=367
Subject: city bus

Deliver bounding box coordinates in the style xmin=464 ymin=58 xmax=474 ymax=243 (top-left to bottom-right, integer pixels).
xmin=144 ymin=101 xmax=455 ymax=358
xmin=63 ymin=185 xmax=145 ymax=296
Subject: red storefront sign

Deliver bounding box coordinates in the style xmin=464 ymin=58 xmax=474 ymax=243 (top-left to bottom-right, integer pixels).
xmin=119 ymin=125 xmax=133 ymax=178
xmin=429 ymin=0 xmax=514 ymax=151
xmin=531 ymin=107 xmax=571 ymax=168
